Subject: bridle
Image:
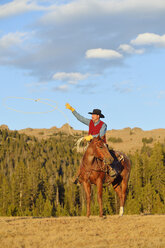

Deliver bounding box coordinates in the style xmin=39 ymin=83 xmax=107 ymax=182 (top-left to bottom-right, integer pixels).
xmin=82 ymin=139 xmax=111 ymax=174
xmin=92 ymin=140 xmax=110 ymax=164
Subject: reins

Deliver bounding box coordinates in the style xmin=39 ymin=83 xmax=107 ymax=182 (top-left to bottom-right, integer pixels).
xmin=80 ymin=144 xmax=110 ymax=176
xmin=77 ymin=137 xmax=112 ymax=183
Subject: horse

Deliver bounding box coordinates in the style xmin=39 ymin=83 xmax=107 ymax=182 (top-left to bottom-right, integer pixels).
xmin=77 ymin=136 xmax=131 ymax=217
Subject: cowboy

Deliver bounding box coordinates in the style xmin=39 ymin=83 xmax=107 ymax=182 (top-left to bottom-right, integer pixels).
xmin=65 ymin=103 xmax=107 ymax=142
xmin=65 ymin=103 xmax=120 ymax=182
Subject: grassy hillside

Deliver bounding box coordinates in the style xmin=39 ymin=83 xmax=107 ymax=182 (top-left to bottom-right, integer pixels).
xmin=0 ymin=126 xmax=165 ymax=217
xmin=16 ymin=124 xmax=165 ymax=153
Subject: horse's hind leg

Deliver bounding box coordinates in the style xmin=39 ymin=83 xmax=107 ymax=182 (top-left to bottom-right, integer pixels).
xmin=83 ymin=181 xmax=91 ymax=217
xmin=121 ymin=178 xmax=128 ymax=205
xmin=113 ymin=179 xmax=128 ymax=216
xmin=113 ymin=184 xmax=124 ymax=216
xmin=120 ymin=177 xmax=129 ymax=215
xmin=97 ymin=179 xmax=103 ymax=217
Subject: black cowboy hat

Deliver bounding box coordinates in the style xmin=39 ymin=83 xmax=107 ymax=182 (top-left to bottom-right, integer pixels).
xmin=88 ymin=109 xmax=105 ymax=118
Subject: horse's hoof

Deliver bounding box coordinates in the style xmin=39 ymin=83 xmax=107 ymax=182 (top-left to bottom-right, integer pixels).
xmin=100 ymin=215 xmax=107 ymax=219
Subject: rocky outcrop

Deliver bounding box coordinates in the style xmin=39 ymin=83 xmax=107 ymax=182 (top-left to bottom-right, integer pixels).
xmin=0 ymin=124 xmax=9 ymax=130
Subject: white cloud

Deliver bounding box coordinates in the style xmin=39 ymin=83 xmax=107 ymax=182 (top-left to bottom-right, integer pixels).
xmin=113 ymin=81 xmax=133 ymax=93
xmin=86 ymin=48 xmax=122 ymax=59
xmin=0 ymin=0 xmax=49 ymax=19
xmin=53 ymin=72 xmax=89 ymax=84
xmin=118 ymin=44 xmax=144 ymax=54
xmin=158 ymin=90 xmax=165 ymax=99
xmin=131 ymin=33 xmax=165 ymax=47
xmin=1 ymin=0 xmax=165 ymax=85
xmin=0 ymin=32 xmax=29 ymax=64
xmin=0 ymin=32 xmax=27 ymax=49
xmin=25 ymin=81 xmax=47 ymax=87
xmin=41 ymin=0 xmax=165 ymax=25
xmin=53 ymin=84 xmax=69 ymax=91
xmin=25 ymin=81 xmax=48 ymax=93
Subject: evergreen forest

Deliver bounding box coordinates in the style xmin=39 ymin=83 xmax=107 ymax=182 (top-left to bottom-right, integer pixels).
xmin=0 ymin=128 xmax=165 ymax=217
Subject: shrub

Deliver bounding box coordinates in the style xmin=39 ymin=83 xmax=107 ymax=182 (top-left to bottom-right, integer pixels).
xmin=142 ymin=137 xmax=153 ymax=144
xmin=108 ymin=137 xmax=123 ymax=143
xmin=39 ymin=132 xmax=44 ymax=135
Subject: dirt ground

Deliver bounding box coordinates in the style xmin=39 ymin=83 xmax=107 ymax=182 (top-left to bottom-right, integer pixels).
xmin=0 ymin=215 xmax=164 ymax=248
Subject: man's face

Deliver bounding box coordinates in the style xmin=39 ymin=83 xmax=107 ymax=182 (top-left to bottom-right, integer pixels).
xmin=92 ymin=114 xmax=100 ymax=123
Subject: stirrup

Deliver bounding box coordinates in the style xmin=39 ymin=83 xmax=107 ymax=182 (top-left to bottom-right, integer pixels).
xmin=109 ymin=168 xmax=118 ymax=178
xmin=118 ymin=154 xmax=124 ymax=162
xmin=115 ymin=152 xmax=124 ymax=162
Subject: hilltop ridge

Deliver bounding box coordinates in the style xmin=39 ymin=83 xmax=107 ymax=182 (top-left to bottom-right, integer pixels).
xmin=0 ymin=124 xmax=165 ymax=153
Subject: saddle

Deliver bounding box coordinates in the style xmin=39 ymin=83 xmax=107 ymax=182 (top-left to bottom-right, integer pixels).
xmin=75 ymin=148 xmax=124 ymax=185
xmin=109 ymin=149 xmax=124 ymax=163
xmin=104 ymin=150 xmax=124 ymax=184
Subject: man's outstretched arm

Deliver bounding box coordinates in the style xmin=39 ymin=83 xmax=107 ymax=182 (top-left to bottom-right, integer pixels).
xmin=65 ymin=103 xmax=90 ymax=126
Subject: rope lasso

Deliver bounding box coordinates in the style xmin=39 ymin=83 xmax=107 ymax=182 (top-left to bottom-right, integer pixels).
xmin=2 ymin=96 xmax=86 ymax=149
xmin=2 ymin=97 xmax=58 ymax=114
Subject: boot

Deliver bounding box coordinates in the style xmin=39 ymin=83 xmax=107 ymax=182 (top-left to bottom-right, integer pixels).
xmin=109 ymin=166 xmax=118 ymax=177
xmin=112 ymin=159 xmax=124 ymax=177
xmin=109 ymin=160 xmax=122 ymax=177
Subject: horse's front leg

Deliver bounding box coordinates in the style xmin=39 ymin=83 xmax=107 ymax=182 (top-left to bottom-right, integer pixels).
xmin=83 ymin=181 xmax=91 ymax=217
xmin=97 ymin=179 xmax=103 ymax=217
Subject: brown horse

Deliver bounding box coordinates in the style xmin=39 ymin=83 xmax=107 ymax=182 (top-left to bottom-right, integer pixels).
xmin=78 ymin=136 xmax=131 ymax=217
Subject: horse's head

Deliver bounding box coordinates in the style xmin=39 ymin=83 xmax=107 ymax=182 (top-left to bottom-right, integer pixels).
xmin=89 ymin=136 xmax=113 ymax=165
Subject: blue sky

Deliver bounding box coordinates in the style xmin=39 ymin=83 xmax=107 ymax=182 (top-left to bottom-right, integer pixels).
xmin=0 ymin=0 xmax=165 ymax=131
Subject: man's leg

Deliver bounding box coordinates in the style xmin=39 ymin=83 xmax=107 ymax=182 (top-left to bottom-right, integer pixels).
xmin=107 ymin=146 xmax=123 ymax=177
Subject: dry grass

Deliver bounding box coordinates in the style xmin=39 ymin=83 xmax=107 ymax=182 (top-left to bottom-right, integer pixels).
xmin=1 ymin=123 xmax=165 ymax=154
xmin=0 ymin=215 xmax=164 ymax=248
xmin=106 ymin=127 xmax=165 ymax=153
xmin=18 ymin=126 xmax=165 ymax=154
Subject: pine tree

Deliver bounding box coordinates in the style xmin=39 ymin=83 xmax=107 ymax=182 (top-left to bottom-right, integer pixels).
xmin=43 ymin=198 xmax=53 ymax=217
xmin=0 ymin=128 xmax=165 ymax=216
xmin=33 ymin=191 xmax=45 ymax=216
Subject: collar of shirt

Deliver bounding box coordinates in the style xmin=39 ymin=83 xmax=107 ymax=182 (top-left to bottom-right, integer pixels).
xmin=93 ymin=120 xmax=100 ymax=126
